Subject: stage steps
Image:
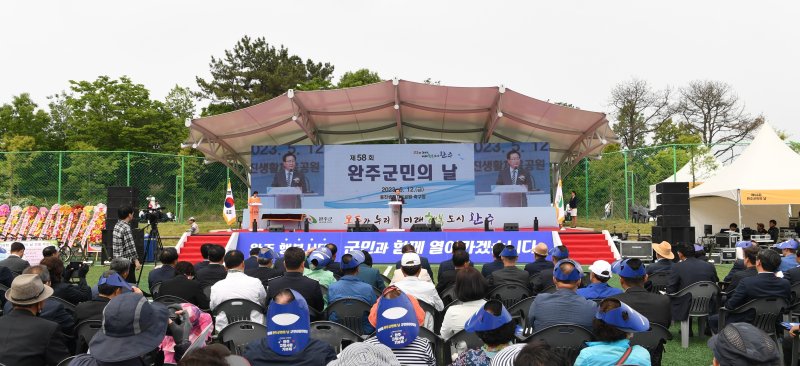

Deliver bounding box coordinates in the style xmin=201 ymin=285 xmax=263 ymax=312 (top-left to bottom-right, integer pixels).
xmin=178 ymin=234 xmax=231 ymax=264
xmin=557 ymin=233 xmax=616 ymax=264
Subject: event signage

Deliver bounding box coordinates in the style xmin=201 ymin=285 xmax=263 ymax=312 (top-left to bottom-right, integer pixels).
xmin=236 ymin=231 xmax=558 ymax=264
xmin=740 ymin=189 xmax=800 ymax=205
xmin=0 ymin=240 xmax=57 ymax=266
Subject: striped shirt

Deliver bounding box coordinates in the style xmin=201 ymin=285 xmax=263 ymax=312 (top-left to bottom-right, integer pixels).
xmin=490 ymin=344 xmax=525 ymax=366
xmin=112 ymin=220 xmax=137 ymax=261
xmin=365 ymin=336 xmax=435 ymax=366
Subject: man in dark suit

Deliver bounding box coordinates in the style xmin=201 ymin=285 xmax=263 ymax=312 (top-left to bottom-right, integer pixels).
xmin=245 ymin=248 xmax=282 ymax=287
xmin=710 ymin=249 xmax=790 ymax=331
xmin=610 ymin=258 xmax=671 ymax=327
xmin=0 ymin=274 xmax=71 ymax=365
xmin=75 ymin=270 xmax=136 ymax=324
xmin=495 ymin=150 xmax=535 ymax=206
xmin=324 ymin=243 xmax=342 ymax=277
xmin=244 ymin=247 xmax=260 ymax=271
xmin=390 ymin=188 xmax=406 ymax=227
xmin=147 ymin=247 xmax=178 ymax=290
xmin=531 ymin=245 xmax=570 ymax=295
xmin=726 ymin=245 xmax=759 ymax=292
xmin=481 ymin=243 xmax=506 ymax=278
xmin=394 ymin=244 xmax=434 ymax=279
xmin=437 ymin=250 xmax=470 ymax=294
xmin=356 ymin=250 xmax=385 ymax=292
xmin=524 ymin=243 xmax=554 ymax=277
xmin=647 ymin=241 xmax=675 ymax=275
xmin=270 ymin=152 xmax=309 ymax=192
xmin=488 ymin=245 xmax=532 ymax=292
xmin=266 ymin=247 xmax=325 ymax=315
xmin=667 ymin=243 xmax=719 ymax=322
xmin=195 ymin=244 xmax=227 ymax=288
xmin=194 ymin=243 xmax=213 ymax=272
xmin=437 ymin=241 xmax=475 ymax=282
xmin=0 ymin=241 xmax=30 ymax=275
xmin=159 ymin=261 xmax=210 ymax=310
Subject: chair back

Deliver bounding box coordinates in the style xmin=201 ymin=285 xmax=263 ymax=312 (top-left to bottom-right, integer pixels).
xmin=154 ymin=295 xmax=191 ymax=306
xmin=325 ymin=298 xmax=372 ymax=335
xmin=507 ymin=296 xmax=535 ymax=336
xmin=380 ymin=273 xmax=391 ymax=285
xmin=74 ymin=320 xmax=103 ymax=354
xmin=218 ymin=321 xmax=267 ymax=355
xmin=630 ymin=323 xmax=673 ymax=366
xmin=372 ymin=286 xmax=382 ymax=298
xmin=212 ymin=298 xmax=266 ymax=324
xmin=443 ymin=329 xmax=484 ymax=364
xmin=670 ymin=281 xmax=720 ymax=317
xmin=648 ymin=271 xmax=671 ymax=294
xmin=721 ymin=297 xmax=789 ymax=334
xmin=202 ymin=286 xmax=211 ymax=299
xmin=310 ymin=321 xmax=363 ymax=353
xmin=50 ymin=296 xmax=77 ymax=318
xmin=440 ymin=285 xmax=457 ymax=305
xmin=418 ymin=326 xmax=444 ymax=365
xmin=418 ymin=299 xmax=437 ymax=326
xmin=150 ymin=281 xmax=162 ymax=298
xmin=520 ymin=324 xmax=594 ymax=365
xmin=57 ymin=355 xmax=79 ymax=366
xmin=320 ymin=285 xmax=329 ymax=299
xmin=487 ymin=284 xmax=532 ymax=310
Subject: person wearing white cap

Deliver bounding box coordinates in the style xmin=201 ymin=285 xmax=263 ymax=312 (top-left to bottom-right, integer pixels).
xmin=186 ymin=216 xmax=199 ymax=235
xmin=394 ymin=252 xmax=444 ymax=316
xmin=577 ymin=260 xmax=623 ymax=300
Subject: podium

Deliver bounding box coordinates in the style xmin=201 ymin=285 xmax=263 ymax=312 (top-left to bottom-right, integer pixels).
xmin=248 ymin=202 xmax=262 ymax=229
xmin=387 ymin=201 xmax=404 ymax=232
xmin=266 ymin=187 xmax=303 ymax=208
xmin=491 ymin=185 xmax=529 ymax=207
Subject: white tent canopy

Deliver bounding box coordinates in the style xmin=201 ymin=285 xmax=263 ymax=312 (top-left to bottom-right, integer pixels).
xmin=185 ymin=79 xmax=615 ymax=186
xmin=690 ymin=123 xmax=800 ymax=231
xmin=649 ymin=153 xmax=720 ymax=210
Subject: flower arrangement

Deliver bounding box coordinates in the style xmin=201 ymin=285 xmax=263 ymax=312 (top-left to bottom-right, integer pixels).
xmin=0 ymin=204 xmax=9 ymax=230
xmin=2 ymin=206 xmax=22 ymax=240
xmin=68 ymin=205 xmax=92 ymax=248
xmin=50 ymin=205 xmax=72 ymax=241
xmin=14 ymin=206 xmax=38 ymax=241
xmin=27 ymin=207 xmax=49 ymax=240
xmin=60 ymin=204 xmax=84 ymax=245
xmin=39 ymin=204 xmax=59 ymax=240
xmin=83 ymin=203 xmax=106 ymax=250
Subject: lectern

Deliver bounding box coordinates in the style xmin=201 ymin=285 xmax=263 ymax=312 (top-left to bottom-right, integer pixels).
xmin=491 ymin=185 xmax=529 ymax=207
xmin=388 ymin=201 xmax=404 ymax=231
xmin=266 ymin=187 xmax=302 ymax=208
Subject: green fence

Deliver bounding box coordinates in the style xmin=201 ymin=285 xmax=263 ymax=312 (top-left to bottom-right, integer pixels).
xmin=0 ymin=151 xmax=248 ymax=223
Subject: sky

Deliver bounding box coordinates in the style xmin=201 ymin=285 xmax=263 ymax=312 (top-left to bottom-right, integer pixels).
xmin=2 ymin=1 xmax=799 ymax=139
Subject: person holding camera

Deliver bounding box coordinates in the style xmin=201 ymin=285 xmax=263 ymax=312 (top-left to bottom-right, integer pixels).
xmin=40 ymin=256 xmax=92 ymax=305
xmin=113 ymin=206 xmax=142 ymax=283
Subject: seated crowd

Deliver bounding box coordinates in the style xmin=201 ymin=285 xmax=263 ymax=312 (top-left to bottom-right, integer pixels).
xmin=1 ymin=237 xmax=798 ymax=366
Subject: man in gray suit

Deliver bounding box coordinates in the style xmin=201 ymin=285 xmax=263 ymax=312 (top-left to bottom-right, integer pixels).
xmin=0 ymin=242 xmax=30 ymax=275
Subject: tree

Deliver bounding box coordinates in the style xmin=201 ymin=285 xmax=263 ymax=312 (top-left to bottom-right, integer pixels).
xmin=609 ymin=78 xmax=671 ymax=150
xmin=337 ymin=69 xmax=382 ymax=88
xmin=0 ymin=135 xmax=36 ymax=198
xmin=196 ymin=36 xmax=334 ymax=115
xmin=675 ymin=80 xmax=763 ymax=157
xmin=0 ymin=94 xmax=56 ymax=150
xmin=164 ymin=85 xmax=196 ymax=122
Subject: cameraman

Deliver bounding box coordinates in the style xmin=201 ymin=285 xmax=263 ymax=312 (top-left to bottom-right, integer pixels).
xmin=40 ymin=256 xmax=92 ymax=305
xmin=113 ymin=206 xmax=142 ymax=283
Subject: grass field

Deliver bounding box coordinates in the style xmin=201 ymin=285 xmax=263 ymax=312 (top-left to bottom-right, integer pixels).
xmin=87 ymin=258 xmax=726 ymax=366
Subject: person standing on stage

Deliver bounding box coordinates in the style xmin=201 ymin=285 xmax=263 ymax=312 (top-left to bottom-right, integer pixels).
xmin=391 ymin=188 xmax=406 ymax=228
xmin=248 ymin=191 xmax=262 ymax=229
xmin=496 ymin=150 xmax=535 ymax=206
xmin=568 ymin=191 xmax=578 ymax=228
xmin=271 ymin=152 xmax=308 ymax=192
xmin=112 ymin=206 xmax=141 ymax=283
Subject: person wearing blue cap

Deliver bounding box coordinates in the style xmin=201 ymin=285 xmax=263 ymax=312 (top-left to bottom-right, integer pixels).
xmin=666 ymin=243 xmax=718 ymax=323
xmin=577 ymin=260 xmax=622 ymax=300
xmin=328 ymin=251 xmax=378 ymax=334
xmin=245 ymin=247 xmax=282 ymax=286
xmin=530 ymin=245 xmax=570 ymax=295
xmin=610 ymin=259 xmax=670 ymax=346
xmin=356 ymin=250 xmax=386 ymax=292
xmin=75 ymin=270 xmax=136 ymax=324
xmin=487 ymin=245 xmax=533 ymax=293
xmin=528 ymin=259 xmax=597 ymax=332
xmin=574 ymin=298 xmax=651 ymax=366
xmin=724 ymin=244 xmax=759 ymax=292
xmin=449 ymin=299 xmax=517 ymax=366
xmin=775 ymin=238 xmax=799 ymax=272
xmin=722 ymin=241 xmax=755 ymax=283
xmin=243 ymin=289 xmax=337 ymax=366
xmin=303 ymin=247 xmax=338 ymax=291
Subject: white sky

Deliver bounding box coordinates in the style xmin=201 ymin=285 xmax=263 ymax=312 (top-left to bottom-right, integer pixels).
xmin=2 ymin=1 xmax=798 ymax=139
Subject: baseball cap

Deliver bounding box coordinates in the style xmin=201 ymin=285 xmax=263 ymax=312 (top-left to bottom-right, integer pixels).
xmin=97 ymin=272 xmax=133 ymax=291
xmin=708 ymin=322 xmax=780 ymax=366
xmin=595 ymin=299 xmax=649 ymax=333
xmin=500 ymin=245 xmax=518 ymax=257
xmin=776 ymin=239 xmax=798 ymax=250
xmin=400 ymin=252 xmax=421 ymax=267
xmin=735 ymin=241 xmax=754 ymax=248
xmin=553 ymin=259 xmax=582 ymax=281
xmin=258 ymin=247 xmax=278 ymax=260
xmin=307 ymin=247 xmax=332 ymax=269
xmin=341 ymin=250 xmax=364 ymax=270
xmin=588 ymin=260 xmax=613 ymax=279
xmin=548 ymin=245 xmax=569 ymax=259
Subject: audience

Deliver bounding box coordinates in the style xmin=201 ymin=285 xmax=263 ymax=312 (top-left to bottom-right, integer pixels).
xmin=488 ymin=245 xmax=532 ymax=292
xmin=245 ymin=247 xmax=282 ymax=286
xmin=610 ymin=258 xmax=671 ymax=327
xmin=209 ymin=249 xmax=267 ymax=332
xmin=356 ymin=249 xmax=386 ymax=292
xmin=481 ymin=242 xmax=506 ymax=278
xmin=303 ymin=247 xmax=338 ymax=290
xmin=196 ymin=244 xmax=227 ymax=288
xmin=495 ymin=340 xmax=567 ymax=366
xmin=528 ymin=259 xmax=597 ymax=332
xmin=577 ymin=260 xmax=622 ymax=300
xmin=243 ymin=289 xmax=337 ymax=365
xmin=722 ymin=241 xmax=755 ymax=283
xmin=365 ymin=287 xmax=436 ymax=366
xmin=695 ymin=244 xmax=709 ymax=261
xmin=709 ymin=322 xmax=780 ymax=366
xmin=0 ymin=241 xmax=30 ymax=274
xmin=327 ymin=250 xmax=378 ymax=334
xmin=451 ymin=299 xmax=517 ymax=366
xmin=724 ymin=244 xmax=759 ymax=291
xmin=76 ymin=270 xmax=135 ymax=324
xmin=437 ymin=241 xmax=474 ymax=282
xmin=42 ymin=245 xmax=59 ymax=259
xmin=667 ymin=243 xmax=718 ymax=322
xmin=194 ymin=243 xmax=213 ymax=272
xmin=530 ymin=245 xmax=570 ymax=295
xmin=2 ymin=265 xmax=75 ymax=335
xmin=326 ymin=342 xmax=400 ymax=366
xmin=523 ymin=243 xmax=554 ymax=277
xmin=393 ymin=251 xmax=445 ymax=323
xmin=775 ymin=239 xmax=798 ymax=272
xmin=647 ymin=241 xmax=674 ymax=275
xmin=324 ymin=243 xmax=343 ymax=277
xmin=148 ymin=247 xmax=179 ymax=290
xmin=436 ymin=249 xmax=470 ymax=293
xmin=160 ymin=302 xmax=213 ymax=363
xmin=40 ymin=256 xmax=92 ymax=304
xmin=0 ymin=274 xmax=70 ymax=365
xmin=243 ymin=247 xmax=260 ymax=271
xmin=574 ymin=298 xmax=651 ymax=366
xmin=393 ymin=244 xmax=435 ymax=280
xmin=159 ymin=261 xmax=210 ymax=310
xmin=91 ymin=257 xmax=134 ymax=298
xmin=440 ymin=266 xmax=488 ymax=339
xmin=267 ymin=247 xmax=325 ymax=314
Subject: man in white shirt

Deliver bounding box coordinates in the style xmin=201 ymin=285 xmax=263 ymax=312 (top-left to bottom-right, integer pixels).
xmin=394 ymin=253 xmax=444 ymax=312
xmin=210 ymin=250 xmax=267 ymax=332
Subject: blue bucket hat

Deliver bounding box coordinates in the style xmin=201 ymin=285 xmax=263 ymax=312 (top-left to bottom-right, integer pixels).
xmin=464 ymin=300 xmax=513 ymax=332
xmin=307 ymin=247 xmax=332 ymax=269
xmin=89 ymin=293 xmax=169 ymax=362
xmin=258 ymin=247 xmax=278 ymax=260
xmin=596 ymin=299 xmax=650 ymax=333
xmin=500 ymin=245 xmax=518 ymax=257
xmin=694 ymin=244 xmax=705 ymax=252
xmin=341 ymin=250 xmax=364 ymax=270
xmin=553 ymin=259 xmax=582 ymax=281
xmin=376 ymin=291 xmax=419 ymax=349
xmin=267 ymin=289 xmax=311 ymax=356
xmin=776 ymin=239 xmax=799 ymax=250
xmin=97 ymin=272 xmax=132 ymax=291
xmin=548 ymin=245 xmax=569 ymax=259
xmin=614 ymin=258 xmax=646 ymax=278
xmin=735 ymin=241 xmax=754 ymax=248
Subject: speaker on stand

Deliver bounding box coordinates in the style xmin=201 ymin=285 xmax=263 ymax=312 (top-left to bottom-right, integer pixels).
xmin=652 ymin=182 xmax=694 ymax=249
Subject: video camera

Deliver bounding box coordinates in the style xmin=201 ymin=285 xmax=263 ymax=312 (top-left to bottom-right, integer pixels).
xmin=143 ymin=206 xmax=166 ymax=225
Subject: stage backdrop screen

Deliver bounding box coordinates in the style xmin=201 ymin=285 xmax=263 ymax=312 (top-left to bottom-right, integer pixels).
xmin=251 ymin=143 xmax=550 ymax=209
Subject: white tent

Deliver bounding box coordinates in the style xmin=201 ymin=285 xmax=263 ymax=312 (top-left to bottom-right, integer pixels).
xmin=648 ymin=153 xmax=720 ymax=210
xmin=690 ymin=123 xmax=800 ymax=231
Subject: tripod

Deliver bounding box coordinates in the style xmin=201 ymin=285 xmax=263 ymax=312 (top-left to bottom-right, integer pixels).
xmin=137 ymin=220 xmax=164 ymax=287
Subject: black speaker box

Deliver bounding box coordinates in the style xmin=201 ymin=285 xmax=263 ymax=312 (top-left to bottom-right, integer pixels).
xmin=651 ymin=226 xmax=695 ymax=245
xmin=655 ymin=182 xmax=689 ymax=194
xmin=132 ymin=228 xmax=145 ymax=262
xmin=656 ymin=215 xmax=691 ymax=227
xmin=619 ymin=241 xmax=653 ymax=260
xmin=656 ymin=193 xmax=689 ymax=205
xmin=268 ymin=225 xmax=285 ymax=232
xmin=503 ymin=223 xmax=519 ymax=231
xmin=410 ymin=224 xmax=431 ymax=232
xmin=347 ymin=224 xmax=379 ymax=232
xmin=654 ymin=204 xmax=690 ymax=216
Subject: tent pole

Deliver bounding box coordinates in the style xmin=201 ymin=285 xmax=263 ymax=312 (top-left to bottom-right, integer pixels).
xmin=737 ymin=189 xmax=743 ymax=230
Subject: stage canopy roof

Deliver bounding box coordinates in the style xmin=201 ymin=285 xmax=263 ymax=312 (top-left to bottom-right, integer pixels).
xmin=186 ymin=79 xmax=615 ymax=185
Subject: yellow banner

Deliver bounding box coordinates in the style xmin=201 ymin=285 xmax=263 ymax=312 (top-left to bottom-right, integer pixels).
xmin=740 ymin=190 xmax=800 ymax=205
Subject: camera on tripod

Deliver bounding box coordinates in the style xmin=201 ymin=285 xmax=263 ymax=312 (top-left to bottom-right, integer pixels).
xmin=144 ymin=207 xmax=166 ymax=226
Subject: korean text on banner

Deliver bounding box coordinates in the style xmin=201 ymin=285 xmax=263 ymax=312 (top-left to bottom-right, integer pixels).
xmin=740 ymin=190 xmax=800 ymax=205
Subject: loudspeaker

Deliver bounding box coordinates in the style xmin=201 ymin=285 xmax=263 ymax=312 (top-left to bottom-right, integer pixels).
xmin=651 ymin=226 xmax=695 ymax=245
xmin=107 ymin=186 xmax=139 ymax=230
xmin=620 ymin=241 xmax=653 ymax=260
xmin=721 ymin=248 xmax=737 ymax=262
xmin=269 ymin=225 xmax=285 ymax=232
xmin=656 ymin=215 xmax=691 ymax=227
xmin=654 ymin=204 xmax=690 ymax=216
xmin=704 ymin=225 xmax=713 ymax=236
xmin=503 ymin=223 xmax=519 ymax=232
xmin=655 ymin=182 xmax=689 ymax=194
xmin=132 ymin=228 xmax=144 ymax=262
xmin=347 ymin=224 xmax=379 ymax=232
xmin=655 ymin=193 xmax=689 ymax=205
xmin=410 ymin=224 xmax=431 ymax=232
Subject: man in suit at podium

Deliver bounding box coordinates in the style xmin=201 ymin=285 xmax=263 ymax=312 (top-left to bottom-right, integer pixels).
xmin=271 ymin=152 xmax=309 ymax=192
xmin=496 ymin=150 xmax=535 ymax=206
xmin=390 ymin=188 xmax=405 ymax=228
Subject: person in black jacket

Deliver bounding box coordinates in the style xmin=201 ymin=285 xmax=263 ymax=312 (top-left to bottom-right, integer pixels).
xmin=324 ymin=243 xmax=342 ymax=277
xmin=488 ymin=245 xmax=532 ymax=292
xmin=40 ymin=256 xmax=92 ymax=305
xmin=148 ymin=247 xmax=178 ymax=290
xmin=159 ymin=261 xmax=210 ymax=310
xmin=524 ymin=243 xmax=554 ymax=277
xmin=245 ymin=248 xmax=282 ymax=286
xmin=194 ymin=243 xmax=213 ymax=272
xmin=75 ymin=270 xmax=140 ymax=324
xmin=667 ymin=243 xmax=719 ymax=322
xmin=436 ymin=250 xmax=470 ymax=294
xmin=3 ymin=265 xmax=75 ymax=335
xmin=647 ymin=241 xmax=675 ymax=275
xmin=195 ymin=244 xmax=227 ymax=288
xmin=437 ymin=241 xmax=475 ymax=282
xmin=531 ymin=245 xmax=570 ymax=295
xmin=243 ymin=247 xmax=260 ymax=271
xmin=481 ymin=243 xmax=506 ymax=278
xmin=266 ymin=247 xmax=325 ymax=315
xmin=609 ymin=258 xmax=671 ymax=328
xmin=725 ymin=245 xmax=759 ymax=292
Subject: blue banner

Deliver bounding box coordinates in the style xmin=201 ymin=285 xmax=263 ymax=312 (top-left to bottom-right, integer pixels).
xmin=236 ymin=231 xmax=556 ymax=264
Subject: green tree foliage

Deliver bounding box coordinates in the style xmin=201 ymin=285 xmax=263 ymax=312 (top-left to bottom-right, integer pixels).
xmin=609 ymin=78 xmax=671 ymax=150
xmin=0 ymin=94 xmax=59 ymax=150
xmin=62 ymin=142 xmax=122 ymax=203
xmin=196 ymin=36 xmax=334 ymax=115
xmin=337 ymin=69 xmax=382 ymax=88
xmin=0 ymin=135 xmax=36 ymax=198
xmin=165 ymin=85 xmax=196 ymax=121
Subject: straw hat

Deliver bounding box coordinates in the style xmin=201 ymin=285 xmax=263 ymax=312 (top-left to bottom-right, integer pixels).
xmin=652 ymin=241 xmax=675 ymax=260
